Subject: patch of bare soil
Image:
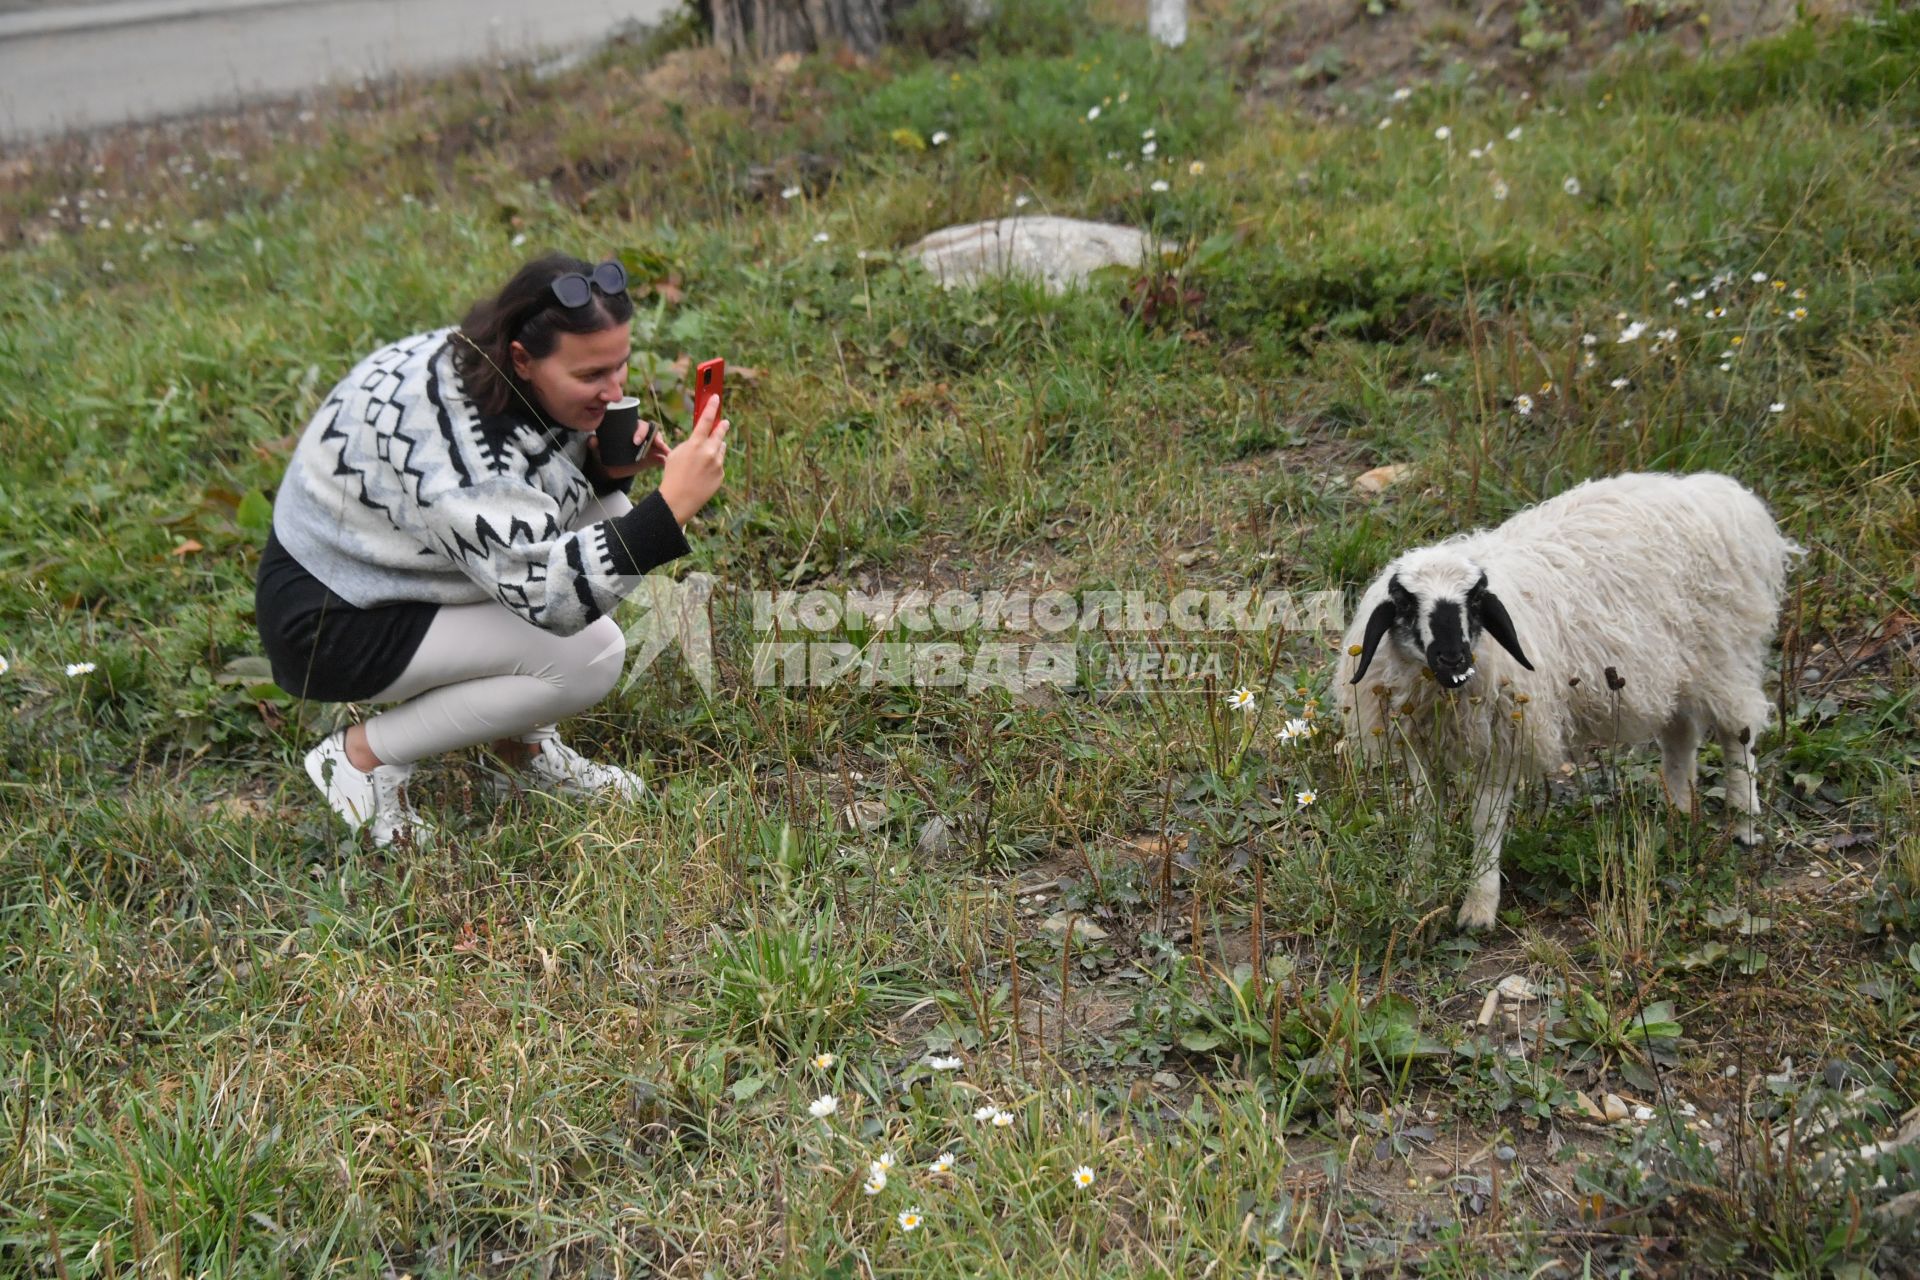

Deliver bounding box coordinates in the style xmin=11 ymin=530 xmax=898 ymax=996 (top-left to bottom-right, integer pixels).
xmin=1224 ymin=0 xmax=1875 ymax=114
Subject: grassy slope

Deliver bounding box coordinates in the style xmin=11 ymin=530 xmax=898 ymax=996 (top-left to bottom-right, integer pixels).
xmin=2 ymin=4 xmax=1918 ymax=1276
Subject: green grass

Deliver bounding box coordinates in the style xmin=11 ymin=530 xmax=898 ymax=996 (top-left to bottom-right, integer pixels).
xmin=4 ymin=1 xmax=1920 ymax=1274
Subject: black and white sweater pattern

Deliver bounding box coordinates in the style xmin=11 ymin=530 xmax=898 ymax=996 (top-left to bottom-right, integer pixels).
xmin=271 ymin=327 xmax=689 ymax=636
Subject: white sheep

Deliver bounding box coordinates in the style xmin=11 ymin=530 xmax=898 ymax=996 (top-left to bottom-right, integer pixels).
xmin=1335 ymin=471 xmax=1801 ymax=929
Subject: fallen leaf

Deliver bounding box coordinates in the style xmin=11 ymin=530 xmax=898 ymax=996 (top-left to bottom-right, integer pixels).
xmin=171 ymin=539 xmax=205 ymax=557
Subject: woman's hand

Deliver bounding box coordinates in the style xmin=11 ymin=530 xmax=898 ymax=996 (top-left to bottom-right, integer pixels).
xmin=657 ymin=393 xmax=729 ymax=526
xmin=584 ymin=417 xmax=666 ymax=481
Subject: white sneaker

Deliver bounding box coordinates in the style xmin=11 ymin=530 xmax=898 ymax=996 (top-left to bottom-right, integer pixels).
xmin=485 ymin=726 xmax=648 ymax=801
xmin=303 ymin=730 xmax=433 ymax=847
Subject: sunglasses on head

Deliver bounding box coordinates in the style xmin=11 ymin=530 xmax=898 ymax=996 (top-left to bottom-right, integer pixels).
xmin=549 ymin=260 xmax=628 ymax=308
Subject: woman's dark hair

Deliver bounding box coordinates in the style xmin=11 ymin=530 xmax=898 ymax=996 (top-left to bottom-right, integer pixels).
xmin=452 ymin=252 xmax=635 ymax=416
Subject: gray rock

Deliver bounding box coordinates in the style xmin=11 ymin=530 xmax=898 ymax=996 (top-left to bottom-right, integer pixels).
xmin=916 ymin=815 xmax=958 ymax=857
xmin=907 ymin=216 xmax=1162 ymax=294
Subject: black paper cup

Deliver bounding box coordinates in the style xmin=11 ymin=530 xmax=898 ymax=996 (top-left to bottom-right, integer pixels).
xmin=596 ymin=397 xmax=645 ymax=467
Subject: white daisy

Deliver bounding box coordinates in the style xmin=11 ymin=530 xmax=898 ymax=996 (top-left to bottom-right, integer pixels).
xmin=812 ymin=232 xmax=830 ymax=243
xmin=1434 ymin=125 xmax=1451 ymax=141
xmin=972 ymin=1104 xmax=998 ymax=1123
xmin=1491 ymin=179 xmax=1508 ymax=201
xmin=929 ymin=1152 xmax=956 ymax=1174
xmin=927 ymin=1055 xmax=963 ymax=1071
xmin=781 ymin=186 xmax=801 ymax=200
xmin=1296 ymin=790 xmax=1317 ymax=808
xmin=1514 ymin=394 xmax=1534 ymax=417
xmin=1506 ymin=126 xmax=1523 ymax=141
xmin=1086 ymin=106 xmax=1101 ymax=121
xmin=1769 ymin=402 xmax=1786 ymax=413
xmin=1226 ymin=687 xmax=1257 ymax=711
xmin=65 ymin=662 xmax=96 ymax=677
xmin=1610 ymin=378 xmax=1630 ymax=390
xmin=991 ymin=1109 xmax=1015 ymax=1127
xmin=811 ymin=1052 xmax=837 ymax=1069
xmin=930 ymin=130 xmax=949 ymax=147
xmin=898 ymin=1207 xmax=922 ymax=1232
xmin=809 ymin=1094 xmax=838 ymax=1118
xmin=1150 ymin=179 xmax=1169 ymax=192
xmin=1562 ymin=176 xmax=1581 ymax=196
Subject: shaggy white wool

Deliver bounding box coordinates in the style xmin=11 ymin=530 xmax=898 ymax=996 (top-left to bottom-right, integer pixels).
xmin=1336 ymin=471 xmax=1801 ymax=927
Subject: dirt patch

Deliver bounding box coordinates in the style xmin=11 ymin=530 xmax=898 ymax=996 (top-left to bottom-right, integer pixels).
xmin=1227 ymin=0 xmax=1875 ymax=114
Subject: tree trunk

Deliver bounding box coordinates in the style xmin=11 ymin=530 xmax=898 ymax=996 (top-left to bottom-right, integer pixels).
xmin=705 ymin=0 xmax=900 ymax=59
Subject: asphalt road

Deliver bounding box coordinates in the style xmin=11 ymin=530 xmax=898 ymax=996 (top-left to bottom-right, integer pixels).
xmin=0 ymin=0 xmax=680 ymax=143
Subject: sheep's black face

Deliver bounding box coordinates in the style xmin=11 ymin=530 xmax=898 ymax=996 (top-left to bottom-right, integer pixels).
xmin=1349 ymin=558 xmax=1536 ymax=687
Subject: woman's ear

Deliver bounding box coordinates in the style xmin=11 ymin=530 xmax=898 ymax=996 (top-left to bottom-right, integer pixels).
xmin=509 ymin=340 xmax=533 ymax=381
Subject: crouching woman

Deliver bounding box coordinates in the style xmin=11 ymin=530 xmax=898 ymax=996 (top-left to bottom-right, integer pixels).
xmin=254 ymin=252 xmax=728 ymax=845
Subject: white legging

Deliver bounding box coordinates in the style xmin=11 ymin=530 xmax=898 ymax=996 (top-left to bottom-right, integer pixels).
xmin=359 ymin=494 xmax=632 ymax=766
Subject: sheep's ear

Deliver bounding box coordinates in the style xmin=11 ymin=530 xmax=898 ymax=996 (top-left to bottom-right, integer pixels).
xmin=1349 ymin=598 xmax=1398 ymax=684
xmin=1476 ymin=590 xmax=1535 ymax=671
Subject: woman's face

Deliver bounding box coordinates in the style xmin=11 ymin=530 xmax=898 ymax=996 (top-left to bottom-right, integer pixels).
xmin=510 ymin=322 xmax=632 ymax=432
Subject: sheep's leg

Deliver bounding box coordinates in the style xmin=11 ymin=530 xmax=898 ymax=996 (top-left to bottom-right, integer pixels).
xmin=1457 ymin=776 xmax=1517 ymax=930
xmin=1718 ymin=724 xmax=1762 ymax=846
xmin=1658 ymin=715 xmax=1703 ymax=817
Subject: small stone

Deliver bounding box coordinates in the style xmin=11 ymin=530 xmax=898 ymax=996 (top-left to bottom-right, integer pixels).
xmin=1496 ymin=974 xmax=1538 ymax=1001
xmin=842 ymin=800 xmax=889 ymax=832
xmin=1603 ymin=1094 xmax=1630 ymax=1124
xmin=1174 ymin=549 xmax=1204 ymax=568
xmin=1040 ymin=912 xmax=1108 ymax=942
xmin=1152 ymin=1071 xmax=1181 ymax=1089
xmin=1353 ymin=463 xmax=1411 ymax=495
xmin=916 ymin=815 xmax=957 ymax=857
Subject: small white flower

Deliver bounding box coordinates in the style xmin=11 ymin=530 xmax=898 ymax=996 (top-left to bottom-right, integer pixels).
xmin=1769 ymin=402 xmax=1786 ymax=413
xmin=1507 ymin=126 xmax=1523 ymax=141
xmin=1791 ymin=287 xmax=1806 ymax=299
xmin=1562 ymin=176 xmax=1581 ymax=196
xmin=1072 ymin=1164 xmax=1096 ymax=1188
xmin=0 ymin=655 xmax=10 ymax=676
xmin=1468 ymin=148 xmax=1483 ymax=160
xmin=1086 ymin=106 xmax=1101 ymax=121
xmin=1226 ymin=687 xmax=1257 ymax=711
xmin=991 ymin=1109 xmax=1015 ymax=1127
xmin=972 ymin=1104 xmax=998 ymax=1123
xmin=811 ymin=1052 xmax=837 ymax=1069
xmin=930 ymin=130 xmax=949 ymax=146
xmin=875 ymin=1152 xmax=897 ymax=1171
xmin=1790 ymin=307 xmax=1808 ymax=321
xmin=1378 ymin=117 xmax=1393 ymax=131
xmin=781 ymin=185 xmax=801 ymax=200
xmin=1188 ymin=160 xmax=1205 ymax=176
xmin=809 ymin=1094 xmax=838 ymax=1118
xmin=1014 ymin=194 xmax=1032 ymax=208
xmin=1141 ymin=141 xmax=1157 ymax=157
xmin=1392 ymin=86 xmax=1413 ymax=101
xmin=1617 ymin=321 xmax=1648 ymax=343
xmin=1421 ymin=371 xmax=1440 ymax=384
xmin=1296 ymin=790 xmax=1317 ymax=808
xmin=1107 ymin=150 xmax=1121 ymax=160
xmin=1278 ymin=717 xmax=1314 ymax=742
xmin=1434 ymin=125 xmax=1451 ymax=141
xmin=1673 ymin=296 xmax=1691 ymax=308
xmin=1582 ymin=352 xmax=1596 ymax=368
xmin=898 ymin=1207 xmax=922 ymax=1232
xmin=927 ymin=1055 xmax=963 ymax=1071
xmin=812 ymin=232 xmax=830 ymax=243
xmin=1514 ymin=393 xmax=1535 ymax=417
xmin=1150 ymin=179 xmax=1170 ymax=192
xmin=65 ymin=662 xmax=96 ymax=677
xmin=1719 ymin=362 xmax=1732 ymax=372
xmin=1610 ymin=378 xmax=1630 ymax=390
xmin=929 ymin=1152 xmax=956 ymax=1174
xmin=1751 ymin=271 xmax=1768 ymax=283
xmin=1491 ymin=179 xmax=1508 ymax=201
xmin=510 ymin=232 xmax=528 ymax=248
xmin=1656 ymin=327 xmax=1678 ymax=342
xmin=1690 ymin=289 xmax=1706 ymax=301
xmin=1141 ymin=127 xmax=1156 ymax=140
xmin=864 ymin=1172 xmax=886 ymax=1196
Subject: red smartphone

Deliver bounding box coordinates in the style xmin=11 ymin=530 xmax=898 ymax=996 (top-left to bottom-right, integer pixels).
xmin=693 ymin=358 xmax=724 ymax=429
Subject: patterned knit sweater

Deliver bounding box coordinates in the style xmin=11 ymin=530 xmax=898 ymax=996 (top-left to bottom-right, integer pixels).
xmin=271 ymin=327 xmax=690 ymax=636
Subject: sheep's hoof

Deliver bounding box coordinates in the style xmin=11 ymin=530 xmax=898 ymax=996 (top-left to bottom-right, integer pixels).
xmin=1456 ymin=896 xmax=1499 ymax=930
xmin=1733 ymin=825 xmax=1762 ymax=848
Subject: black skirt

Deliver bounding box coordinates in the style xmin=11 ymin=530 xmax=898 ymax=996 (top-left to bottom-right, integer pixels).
xmin=254 ymin=529 xmax=439 ymax=703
